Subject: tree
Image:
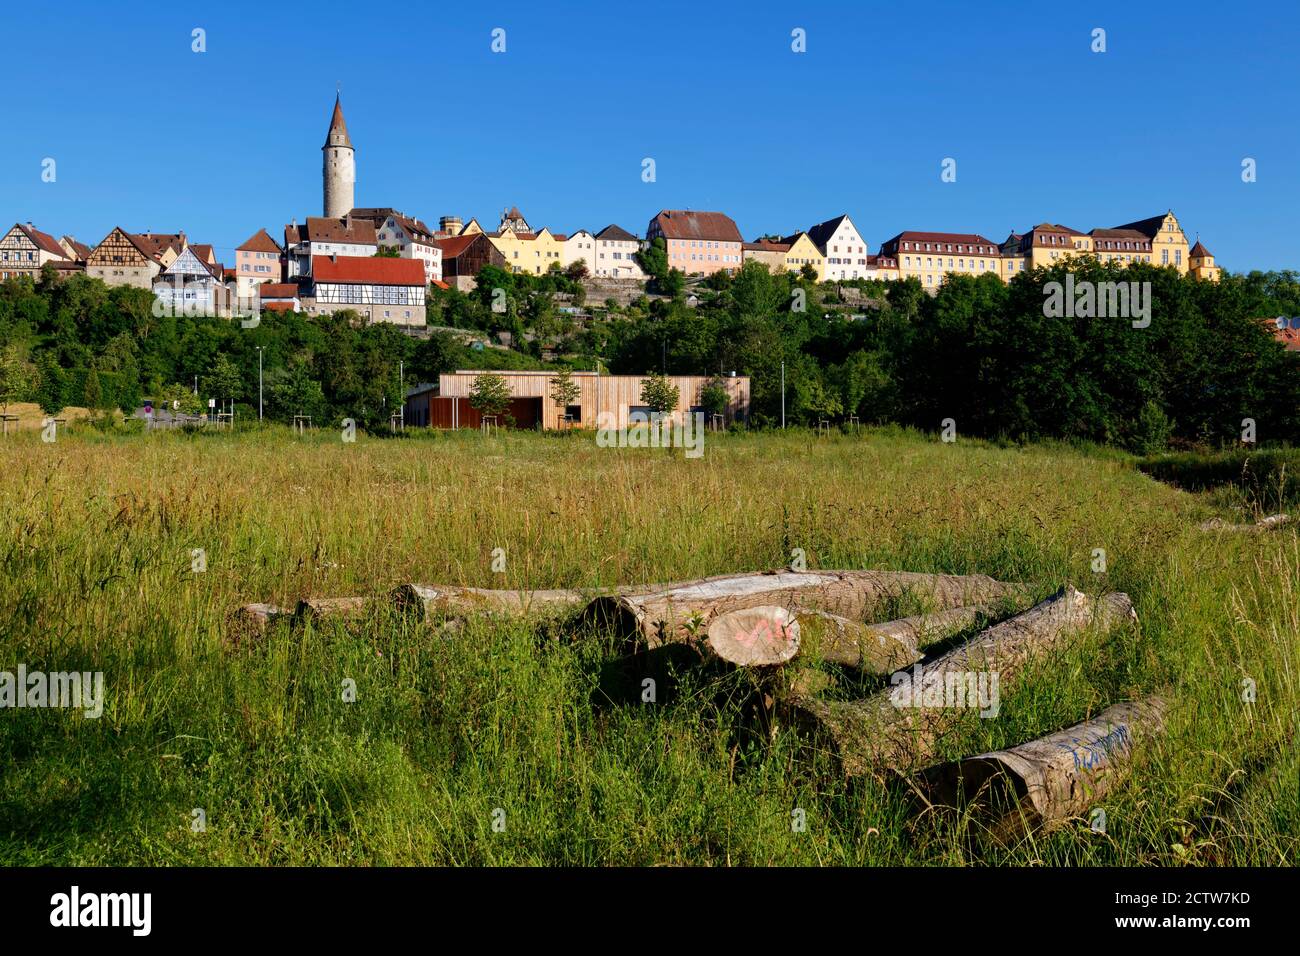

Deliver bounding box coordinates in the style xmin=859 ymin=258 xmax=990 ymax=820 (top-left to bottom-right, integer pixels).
xmin=565 ymin=260 xmax=589 ymax=282
xmin=82 ymin=360 xmax=103 ymax=412
xmin=640 ymin=370 xmax=679 ymax=416
xmin=34 ymin=352 xmax=67 ymax=416
xmin=636 ymin=237 xmax=668 ymax=280
xmin=699 ymin=374 xmax=730 ymax=419
xmin=204 ymin=353 xmax=244 ymax=406
xmin=374 ymin=246 xmax=400 ymax=258
xmin=549 ymin=368 xmax=581 ymax=425
xmin=0 ymin=344 xmax=36 ymax=417
xmin=468 ymin=371 xmax=512 ymax=422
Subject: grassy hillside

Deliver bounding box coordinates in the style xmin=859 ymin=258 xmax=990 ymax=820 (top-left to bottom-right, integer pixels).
xmin=0 ymin=425 xmax=1295 ymax=865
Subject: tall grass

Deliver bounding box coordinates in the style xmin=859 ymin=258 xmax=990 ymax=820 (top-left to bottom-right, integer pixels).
xmin=0 ymin=425 xmax=1294 ymax=865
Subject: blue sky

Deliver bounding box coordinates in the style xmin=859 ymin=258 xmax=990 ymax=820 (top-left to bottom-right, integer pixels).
xmin=2 ymin=0 xmax=1296 ymax=271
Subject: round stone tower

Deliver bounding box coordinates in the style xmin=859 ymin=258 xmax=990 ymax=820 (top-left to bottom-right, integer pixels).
xmin=322 ymin=95 xmax=355 ymax=219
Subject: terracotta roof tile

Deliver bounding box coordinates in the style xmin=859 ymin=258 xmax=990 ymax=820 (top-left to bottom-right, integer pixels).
xmin=650 ymin=210 xmax=742 ymax=243
xmin=238 ymin=228 xmax=282 ymax=254
xmin=311 ymin=255 xmax=425 ymax=286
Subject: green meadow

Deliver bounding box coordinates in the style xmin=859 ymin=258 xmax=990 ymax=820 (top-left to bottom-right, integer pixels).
xmin=0 ymin=425 xmax=1295 ymax=865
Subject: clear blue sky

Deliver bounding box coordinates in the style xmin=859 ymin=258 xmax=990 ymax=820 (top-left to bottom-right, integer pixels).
xmin=2 ymin=0 xmax=1296 ymax=271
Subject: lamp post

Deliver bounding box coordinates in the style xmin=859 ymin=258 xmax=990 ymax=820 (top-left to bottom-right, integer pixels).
xmin=398 ymin=359 xmax=404 ymax=430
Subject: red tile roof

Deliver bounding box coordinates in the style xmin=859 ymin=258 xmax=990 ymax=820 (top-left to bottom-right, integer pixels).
xmin=238 ymin=228 xmax=282 ymax=254
xmin=258 ymin=283 xmax=300 ymax=299
xmin=435 ymin=234 xmax=480 ymax=259
xmin=311 ymin=255 xmax=425 ymax=286
xmin=287 ymin=217 xmax=377 ymax=246
xmin=650 ymin=210 xmax=743 ymax=243
xmin=15 ymin=224 xmax=69 ymax=258
xmin=61 ymin=236 xmax=92 ymax=260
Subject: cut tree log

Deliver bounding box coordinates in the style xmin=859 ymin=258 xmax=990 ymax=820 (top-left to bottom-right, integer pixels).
xmin=295 ymin=596 xmax=370 ymax=621
xmin=1198 ymin=513 xmax=1290 ymax=533
xmin=226 ymin=603 xmax=290 ymax=648
xmin=797 ymin=604 xmax=993 ymax=674
xmin=582 ymin=569 xmax=1028 ymax=648
xmin=391 ymin=583 xmax=629 ymax=621
xmin=703 ymin=606 xmax=801 ymax=667
xmin=918 ymin=696 xmax=1167 ymax=841
xmin=779 ymin=587 xmax=1137 ymax=777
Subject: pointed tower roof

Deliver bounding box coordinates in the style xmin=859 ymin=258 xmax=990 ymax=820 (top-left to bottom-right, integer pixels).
xmin=1189 ymin=240 xmax=1212 ymax=259
xmin=324 ymin=95 xmax=352 ymax=149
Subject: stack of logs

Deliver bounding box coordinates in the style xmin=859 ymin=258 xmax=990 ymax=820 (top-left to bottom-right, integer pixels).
xmin=232 ymin=568 xmax=1165 ymax=840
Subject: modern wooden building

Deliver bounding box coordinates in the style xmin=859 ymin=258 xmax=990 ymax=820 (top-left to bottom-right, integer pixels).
xmin=404 ymin=370 xmax=750 ymax=430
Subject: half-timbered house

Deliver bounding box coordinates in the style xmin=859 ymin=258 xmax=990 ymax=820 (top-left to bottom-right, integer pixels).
xmin=0 ymin=223 xmax=72 ymax=281
xmin=153 ymin=245 xmax=229 ymax=316
xmin=86 ymin=228 xmax=177 ymax=289
xmin=303 ymin=254 xmax=425 ymax=327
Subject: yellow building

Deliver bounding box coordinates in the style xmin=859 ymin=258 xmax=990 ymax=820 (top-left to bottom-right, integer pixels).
xmin=487 ymin=226 xmax=565 ymax=275
xmin=1085 ymin=228 xmax=1153 ymax=267
xmin=1113 ymin=211 xmax=1190 ymax=273
xmin=1188 ymin=240 xmax=1221 ymax=281
xmin=781 ymin=232 xmax=825 ymax=274
xmin=879 ymin=231 xmax=1003 ymax=290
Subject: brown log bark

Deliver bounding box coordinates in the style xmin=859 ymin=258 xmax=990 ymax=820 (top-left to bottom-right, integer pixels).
xmin=703 ymin=606 xmax=801 ymax=666
xmin=779 ymin=587 xmax=1137 ymax=777
xmin=582 ymin=569 xmax=1028 ymax=649
xmin=390 ymin=583 xmax=623 ymax=621
xmin=295 ymin=596 xmax=370 ymax=620
xmin=797 ymin=604 xmax=993 ymax=674
xmin=226 ymin=603 xmax=290 ymax=648
xmin=918 ymin=697 xmax=1167 ymax=840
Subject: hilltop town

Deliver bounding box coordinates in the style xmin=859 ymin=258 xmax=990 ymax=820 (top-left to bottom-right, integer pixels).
xmin=1 ymin=95 xmax=1224 ymax=330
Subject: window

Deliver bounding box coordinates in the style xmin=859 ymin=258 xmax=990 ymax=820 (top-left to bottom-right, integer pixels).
xmin=565 ymin=404 xmax=582 ymax=423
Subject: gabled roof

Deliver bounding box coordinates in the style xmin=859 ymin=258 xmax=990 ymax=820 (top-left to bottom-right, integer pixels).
xmin=596 ymin=224 xmax=637 ymax=242
xmin=238 ymin=228 xmax=282 ymax=254
xmin=435 ymin=234 xmax=482 ymax=259
xmin=14 ymin=224 xmax=69 ymax=258
xmin=650 ymin=210 xmax=742 ymax=243
xmin=286 ymin=216 xmax=377 ymax=246
xmin=387 ymin=214 xmax=435 ymax=244
xmin=1112 ymin=214 xmax=1171 ymax=239
xmin=744 ymin=239 xmax=791 ymax=253
xmin=1189 ymin=240 xmax=1213 ymax=259
xmin=164 ymin=246 xmax=220 ymax=279
xmin=324 ymin=95 xmax=352 ymax=149
xmin=133 ymin=232 xmax=186 ymax=262
xmin=806 ymin=214 xmax=856 ymax=249
xmin=190 ymin=243 xmax=216 ymax=265
xmin=780 ymin=231 xmax=817 ymax=249
xmin=61 ymin=236 xmax=92 ymax=260
xmin=311 ymin=254 xmax=425 ymax=286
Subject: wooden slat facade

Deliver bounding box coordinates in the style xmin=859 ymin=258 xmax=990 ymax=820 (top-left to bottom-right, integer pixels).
xmin=414 ymin=371 xmax=750 ymax=430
